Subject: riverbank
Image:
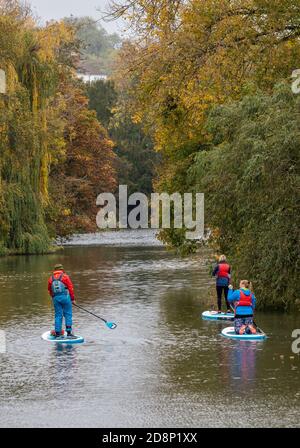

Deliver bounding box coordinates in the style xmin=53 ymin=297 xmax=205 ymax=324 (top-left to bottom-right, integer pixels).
xmin=0 ymin=244 xmax=62 ymax=257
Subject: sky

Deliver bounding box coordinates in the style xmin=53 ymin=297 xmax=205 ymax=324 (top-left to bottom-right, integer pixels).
xmin=28 ymin=0 xmax=125 ymax=34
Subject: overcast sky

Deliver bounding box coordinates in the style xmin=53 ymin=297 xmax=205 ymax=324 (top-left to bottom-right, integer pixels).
xmin=28 ymin=0 xmax=125 ymax=34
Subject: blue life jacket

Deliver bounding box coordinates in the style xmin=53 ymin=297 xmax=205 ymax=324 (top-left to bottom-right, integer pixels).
xmin=51 ymin=273 xmax=68 ymax=296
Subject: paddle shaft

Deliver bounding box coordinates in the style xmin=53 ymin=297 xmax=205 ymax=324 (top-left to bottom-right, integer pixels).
xmin=253 ymin=320 xmax=263 ymax=334
xmin=73 ymin=303 xmax=107 ymax=324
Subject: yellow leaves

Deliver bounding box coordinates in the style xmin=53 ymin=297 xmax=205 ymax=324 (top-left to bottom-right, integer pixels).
xmin=131 ymin=112 xmax=142 ymax=123
xmin=115 ymin=0 xmax=300 ymax=179
xmin=36 ymin=22 xmax=75 ymax=63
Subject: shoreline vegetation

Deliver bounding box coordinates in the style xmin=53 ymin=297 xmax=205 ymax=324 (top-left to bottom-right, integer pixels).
xmin=0 ymin=1 xmax=299 ymax=310
xmin=108 ymin=1 xmax=299 ymax=311
xmin=0 ymin=243 xmax=63 ymax=257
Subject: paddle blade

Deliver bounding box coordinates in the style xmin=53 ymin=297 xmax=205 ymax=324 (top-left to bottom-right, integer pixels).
xmin=106 ymin=321 xmax=117 ymax=330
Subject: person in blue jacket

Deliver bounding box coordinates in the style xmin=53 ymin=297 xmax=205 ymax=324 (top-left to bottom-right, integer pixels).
xmin=212 ymin=255 xmax=231 ymax=313
xmin=228 ymin=280 xmax=257 ymax=335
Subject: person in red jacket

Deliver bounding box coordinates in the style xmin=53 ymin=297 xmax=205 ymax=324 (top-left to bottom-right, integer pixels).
xmin=212 ymin=255 xmax=231 ymax=313
xmin=48 ymin=264 xmax=76 ymax=338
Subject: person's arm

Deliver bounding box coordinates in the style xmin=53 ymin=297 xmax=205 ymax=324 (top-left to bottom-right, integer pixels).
xmin=212 ymin=264 xmax=219 ymax=277
xmin=63 ymin=274 xmax=75 ymax=302
xmin=48 ymin=278 xmax=53 ymax=297
xmin=228 ymin=266 xmax=231 ymax=283
xmin=227 ymin=288 xmax=240 ymax=303
xmin=251 ymin=293 xmax=256 ymax=310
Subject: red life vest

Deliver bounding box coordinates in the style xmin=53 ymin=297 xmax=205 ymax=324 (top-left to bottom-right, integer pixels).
xmin=236 ymin=290 xmax=253 ymax=308
xmin=217 ymin=263 xmax=230 ymax=279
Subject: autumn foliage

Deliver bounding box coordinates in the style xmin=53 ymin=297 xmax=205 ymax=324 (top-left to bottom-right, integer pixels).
xmin=0 ymin=0 xmax=117 ymax=252
xmin=113 ymin=0 xmax=300 ymax=308
xmin=48 ymin=82 xmax=117 ymax=236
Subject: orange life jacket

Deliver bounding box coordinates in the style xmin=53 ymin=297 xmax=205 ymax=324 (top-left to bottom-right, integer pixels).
xmin=217 ymin=263 xmax=230 ymax=279
xmin=236 ymin=289 xmax=253 ymax=308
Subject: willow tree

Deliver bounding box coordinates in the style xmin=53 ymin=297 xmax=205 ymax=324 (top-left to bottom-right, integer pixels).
xmin=0 ymin=2 xmax=76 ymax=253
xmin=0 ymin=2 xmax=46 ymax=253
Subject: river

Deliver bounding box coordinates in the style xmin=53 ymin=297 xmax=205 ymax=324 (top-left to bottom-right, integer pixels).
xmin=0 ymin=230 xmax=299 ymax=427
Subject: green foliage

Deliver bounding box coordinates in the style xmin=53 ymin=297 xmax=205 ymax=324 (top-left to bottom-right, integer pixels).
xmin=86 ymin=79 xmax=117 ymax=128
xmin=0 ymin=242 xmax=8 ymax=256
xmin=189 ymin=84 xmax=299 ymax=309
xmin=0 ymin=72 xmax=51 ymax=254
xmin=158 ymin=228 xmax=198 ymax=256
xmin=86 ymin=79 xmax=159 ymax=196
xmin=111 ymin=113 xmax=158 ymax=196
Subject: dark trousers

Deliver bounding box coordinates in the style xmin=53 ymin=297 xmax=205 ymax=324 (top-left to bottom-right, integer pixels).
xmin=216 ymin=285 xmax=229 ymax=311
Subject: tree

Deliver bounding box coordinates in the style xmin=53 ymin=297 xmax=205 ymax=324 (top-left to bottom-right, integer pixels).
xmin=189 ymin=84 xmax=299 ymax=309
xmin=47 ymin=80 xmax=117 ymax=237
xmin=65 ymin=16 xmax=122 ymax=75
xmin=0 ymin=2 xmax=77 ymax=253
xmin=86 ymin=79 xmax=159 ymax=197
xmin=87 ymin=79 xmax=117 ymax=127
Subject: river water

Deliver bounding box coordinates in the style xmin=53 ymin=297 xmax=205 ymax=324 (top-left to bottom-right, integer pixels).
xmin=0 ymin=230 xmax=299 ymax=427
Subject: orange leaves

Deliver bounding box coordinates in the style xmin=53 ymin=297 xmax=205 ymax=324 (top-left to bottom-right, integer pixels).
xmin=48 ymin=74 xmax=117 ymax=235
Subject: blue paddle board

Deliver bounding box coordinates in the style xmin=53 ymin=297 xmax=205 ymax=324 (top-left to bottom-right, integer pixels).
xmin=42 ymin=331 xmax=84 ymax=344
xmin=202 ymin=310 xmax=234 ymax=321
xmin=221 ymin=326 xmax=266 ymax=340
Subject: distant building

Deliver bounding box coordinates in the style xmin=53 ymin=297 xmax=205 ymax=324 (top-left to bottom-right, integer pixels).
xmin=77 ymin=73 xmax=108 ymax=83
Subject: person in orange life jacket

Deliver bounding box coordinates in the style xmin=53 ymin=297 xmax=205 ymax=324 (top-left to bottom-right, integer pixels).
xmin=228 ymin=280 xmax=257 ymax=335
xmin=48 ymin=264 xmax=76 ymax=338
xmin=212 ymin=255 xmax=231 ymax=313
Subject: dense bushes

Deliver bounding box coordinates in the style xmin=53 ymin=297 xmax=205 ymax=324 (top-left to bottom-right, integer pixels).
xmin=189 ymin=85 xmax=299 ymax=309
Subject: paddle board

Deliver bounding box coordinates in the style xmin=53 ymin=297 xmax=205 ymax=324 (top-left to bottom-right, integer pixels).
xmin=221 ymin=326 xmax=266 ymax=340
xmin=42 ymin=331 xmax=84 ymax=344
xmin=202 ymin=310 xmax=234 ymax=321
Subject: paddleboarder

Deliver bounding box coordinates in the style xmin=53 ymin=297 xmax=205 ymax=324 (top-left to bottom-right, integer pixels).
xmin=212 ymin=255 xmax=231 ymax=313
xmin=48 ymin=264 xmax=76 ymax=338
xmin=228 ymin=280 xmax=257 ymax=335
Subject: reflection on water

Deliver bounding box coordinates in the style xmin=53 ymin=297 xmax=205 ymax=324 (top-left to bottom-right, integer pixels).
xmin=224 ymin=342 xmax=257 ymax=392
xmin=49 ymin=345 xmax=79 ymax=393
xmin=0 ymin=230 xmax=299 ymax=427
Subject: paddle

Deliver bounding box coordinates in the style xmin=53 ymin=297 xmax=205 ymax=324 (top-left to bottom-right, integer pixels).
xmin=73 ymin=303 xmax=117 ymax=330
xmin=253 ymin=320 xmax=263 ymax=334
